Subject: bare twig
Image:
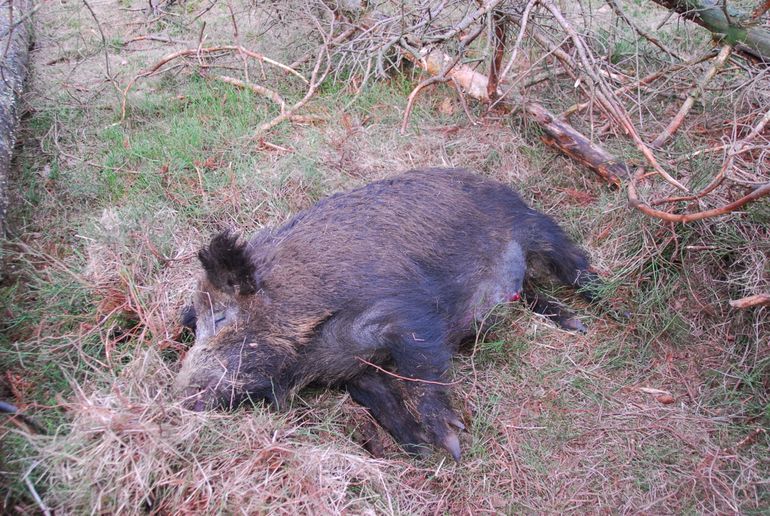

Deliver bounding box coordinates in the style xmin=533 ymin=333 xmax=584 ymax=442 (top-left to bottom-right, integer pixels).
xmin=487 ymin=9 xmax=506 ymax=102
xmin=426 ymin=0 xmax=505 ymax=44
xmin=628 ymin=167 xmax=770 ymax=222
xmin=192 ymin=0 xmax=219 ymax=22
xmin=673 ymin=143 xmax=764 ymax=163
xmin=500 ymin=0 xmax=536 ymax=80
xmin=211 ymin=75 xmax=286 ymax=112
xmin=650 ymin=158 xmax=729 ymax=206
xmin=403 ymin=45 xmax=629 ymax=185
xmin=253 ymin=46 xmax=330 ymax=137
xmin=82 ymin=0 xmax=122 ymax=102
xmin=733 ymin=105 xmax=770 ymax=150
xmin=654 ymin=105 xmax=770 ymax=206
xmin=651 ymin=44 xmax=734 ymax=148
xmin=606 ymin=0 xmax=686 ymax=61
xmin=450 ymin=77 xmax=476 ymax=125
xmin=24 ymin=474 xmax=52 ymax=516
xmin=400 ymin=76 xmax=450 ymax=135
xmin=729 ymin=294 xmax=770 ymax=309
xmin=123 ymin=34 xmax=189 ymax=46
xmin=541 ymin=0 xmax=689 ymax=192
xmin=290 ymin=26 xmax=358 ymax=70
xmin=355 ymin=357 xmax=461 ymax=386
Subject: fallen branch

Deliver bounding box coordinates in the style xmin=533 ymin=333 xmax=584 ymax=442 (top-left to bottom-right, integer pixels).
xmin=628 ymin=167 xmax=770 ymax=222
xmin=0 ymin=0 xmax=32 ymax=234
xmin=403 ymin=46 xmax=629 ymax=186
xmin=651 ymin=0 xmax=770 ymax=61
xmin=540 ymin=0 xmax=689 ymax=192
xmin=332 ymin=0 xmax=767 ymax=221
xmin=729 ymin=294 xmax=770 ymax=309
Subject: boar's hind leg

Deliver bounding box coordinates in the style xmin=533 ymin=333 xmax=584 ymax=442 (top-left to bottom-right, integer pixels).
xmin=529 ymin=213 xmax=601 ymax=302
xmin=346 ymin=370 xmax=432 ymax=456
xmin=524 ymin=284 xmax=587 ymax=333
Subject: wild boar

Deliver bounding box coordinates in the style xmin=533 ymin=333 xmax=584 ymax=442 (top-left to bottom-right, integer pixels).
xmin=176 ymin=168 xmax=598 ymax=460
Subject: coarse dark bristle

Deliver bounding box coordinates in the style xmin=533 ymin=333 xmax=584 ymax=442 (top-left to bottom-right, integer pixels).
xmin=198 ymin=230 xmax=258 ymax=295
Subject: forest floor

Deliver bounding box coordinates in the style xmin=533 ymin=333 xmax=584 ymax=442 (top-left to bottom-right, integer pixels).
xmin=1 ymin=1 xmax=768 ymax=513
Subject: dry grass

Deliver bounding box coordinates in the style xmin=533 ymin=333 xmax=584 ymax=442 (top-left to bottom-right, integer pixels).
xmin=1 ymin=0 xmax=768 ymax=514
xmin=29 ymin=351 xmax=436 ymax=514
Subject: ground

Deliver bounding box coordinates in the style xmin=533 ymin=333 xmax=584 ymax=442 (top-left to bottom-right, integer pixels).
xmin=0 ymin=0 xmax=768 ymax=514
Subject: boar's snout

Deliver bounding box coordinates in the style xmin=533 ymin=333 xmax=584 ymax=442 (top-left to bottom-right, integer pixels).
xmin=177 ymin=376 xmax=222 ymax=412
xmin=176 ymin=360 xmax=284 ymax=412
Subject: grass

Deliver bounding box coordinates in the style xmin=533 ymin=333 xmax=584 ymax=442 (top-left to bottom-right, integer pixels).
xmin=1 ymin=0 xmax=768 ymax=513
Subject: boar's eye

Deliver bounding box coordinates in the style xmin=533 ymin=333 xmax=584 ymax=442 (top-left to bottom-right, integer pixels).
xmin=214 ymin=314 xmax=227 ymax=325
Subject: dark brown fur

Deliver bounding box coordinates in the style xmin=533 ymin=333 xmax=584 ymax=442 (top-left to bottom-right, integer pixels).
xmin=175 ymin=168 xmax=598 ymax=460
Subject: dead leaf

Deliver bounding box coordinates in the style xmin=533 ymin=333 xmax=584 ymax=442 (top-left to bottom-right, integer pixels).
xmin=562 ymin=187 xmax=596 ymax=206
xmin=639 ymin=387 xmax=670 ymax=396
xmin=438 ymin=97 xmax=455 ymax=116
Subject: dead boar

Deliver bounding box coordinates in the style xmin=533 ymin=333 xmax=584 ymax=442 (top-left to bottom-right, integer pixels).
xmin=176 ymin=168 xmax=599 ymax=460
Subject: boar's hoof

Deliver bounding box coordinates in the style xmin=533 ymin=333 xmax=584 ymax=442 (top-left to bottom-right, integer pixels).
xmin=421 ymin=407 xmax=466 ymax=462
xmin=561 ymin=317 xmax=587 ymax=333
xmin=441 ymin=431 xmax=462 ymax=463
xmin=448 ymin=416 xmax=466 ymax=431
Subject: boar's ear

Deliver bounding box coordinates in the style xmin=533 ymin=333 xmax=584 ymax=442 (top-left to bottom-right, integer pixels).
xmin=198 ymin=230 xmax=259 ymax=295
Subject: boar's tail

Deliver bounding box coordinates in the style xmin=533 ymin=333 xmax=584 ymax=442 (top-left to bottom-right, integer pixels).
xmin=198 ymin=230 xmax=259 ymax=295
xmin=524 ymin=212 xmax=598 ymax=299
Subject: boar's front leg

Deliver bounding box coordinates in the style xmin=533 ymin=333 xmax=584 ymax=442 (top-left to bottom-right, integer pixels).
xmin=379 ymin=320 xmax=465 ymax=461
xmin=334 ymin=303 xmax=465 ymax=460
xmin=346 ymin=369 xmax=433 ymax=456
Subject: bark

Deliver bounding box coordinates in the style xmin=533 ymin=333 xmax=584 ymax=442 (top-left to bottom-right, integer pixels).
xmin=0 ymin=0 xmax=32 ymax=234
xmin=651 ymin=0 xmax=770 ymax=61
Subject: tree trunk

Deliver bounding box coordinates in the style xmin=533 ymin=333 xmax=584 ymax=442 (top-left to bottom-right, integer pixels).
xmin=0 ymin=0 xmax=32 ymax=234
xmin=651 ymin=0 xmax=770 ymax=61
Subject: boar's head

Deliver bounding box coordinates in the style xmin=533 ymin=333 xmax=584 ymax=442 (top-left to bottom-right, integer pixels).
xmin=176 ymin=231 xmax=301 ymax=411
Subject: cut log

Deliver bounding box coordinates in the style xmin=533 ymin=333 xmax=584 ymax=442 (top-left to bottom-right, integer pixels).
xmin=405 ymin=47 xmax=630 ymax=186
xmin=651 ymin=0 xmax=770 ymax=62
xmin=0 ymin=0 xmax=32 ymax=234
